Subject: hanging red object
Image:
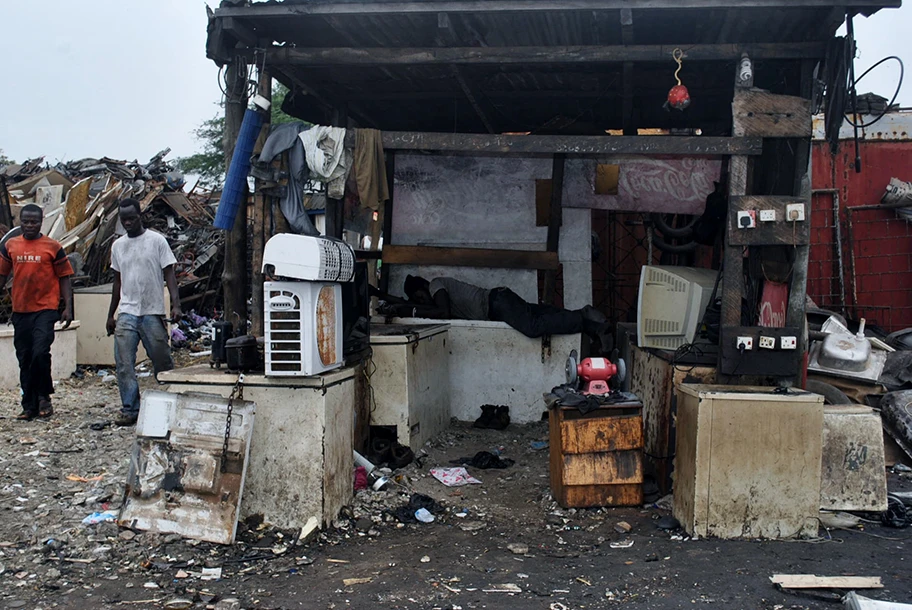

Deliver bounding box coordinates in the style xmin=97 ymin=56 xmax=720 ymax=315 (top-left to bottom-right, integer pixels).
xmin=666 ymin=49 xmax=691 ymax=110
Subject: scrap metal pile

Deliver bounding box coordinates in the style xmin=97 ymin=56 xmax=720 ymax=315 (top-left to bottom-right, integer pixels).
xmin=0 ymin=150 xmax=224 ymax=321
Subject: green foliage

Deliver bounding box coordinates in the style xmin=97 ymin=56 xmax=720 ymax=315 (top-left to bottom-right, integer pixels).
xmin=0 ymin=149 xmax=13 ymax=166
xmin=175 ymin=83 xmax=303 ymax=189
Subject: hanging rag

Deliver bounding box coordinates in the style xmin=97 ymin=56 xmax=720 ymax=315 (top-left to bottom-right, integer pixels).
xmin=299 ymin=126 xmax=352 ymax=199
xmin=353 ymin=128 xmax=389 ymax=211
xmin=257 ymin=122 xmax=319 ymax=236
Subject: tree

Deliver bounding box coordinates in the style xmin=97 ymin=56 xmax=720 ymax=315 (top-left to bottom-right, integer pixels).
xmin=0 ymin=149 xmax=13 ymax=166
xmin=175 ymin=84 xmax=300 ymax=188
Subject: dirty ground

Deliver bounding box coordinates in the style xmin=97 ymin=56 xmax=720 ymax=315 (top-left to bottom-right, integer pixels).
xmin=0 ymin=373 xmax=910 ymax=610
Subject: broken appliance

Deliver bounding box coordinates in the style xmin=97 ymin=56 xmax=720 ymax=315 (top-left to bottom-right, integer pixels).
xmin=808 ymin=317 xmax=888 ymax=384
xmin=262 ymin=234 xmax=356 ymax=376
xmin=119 ymin=390 xmax=256 ymax=545
xmin=566 ymin=349 xmax=627 ymax=395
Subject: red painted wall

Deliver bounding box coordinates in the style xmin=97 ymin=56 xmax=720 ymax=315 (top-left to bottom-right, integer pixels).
xmin=811 ymin=141 xmax=912 ymax=333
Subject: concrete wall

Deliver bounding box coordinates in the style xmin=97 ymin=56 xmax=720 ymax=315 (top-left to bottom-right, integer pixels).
xmin=0 ymin=322 xmax=79 ymax=390
xmin=389 ymin=153 xmax=592 ymax=307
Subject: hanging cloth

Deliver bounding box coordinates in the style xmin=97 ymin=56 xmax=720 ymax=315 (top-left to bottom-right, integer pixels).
xmin=353 ymin=128 xmax=389 ymax=211
xmin=299 ymin=126 xmax=352 ymax=199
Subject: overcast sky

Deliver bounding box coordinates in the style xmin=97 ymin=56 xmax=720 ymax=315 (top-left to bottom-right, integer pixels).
xmin=0 ymin=1 xmax=909 ymax=167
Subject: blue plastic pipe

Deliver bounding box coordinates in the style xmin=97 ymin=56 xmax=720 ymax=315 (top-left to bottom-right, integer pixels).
xmin=213 ymin=108 xmax=265 ymax=230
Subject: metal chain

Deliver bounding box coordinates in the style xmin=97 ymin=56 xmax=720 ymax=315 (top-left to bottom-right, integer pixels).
xmin=221 ymin=373 xmax=244 ymax=473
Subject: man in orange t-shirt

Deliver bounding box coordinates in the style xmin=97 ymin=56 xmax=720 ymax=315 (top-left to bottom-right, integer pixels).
xmin=0 ymin=204 xmax=74 ymax=420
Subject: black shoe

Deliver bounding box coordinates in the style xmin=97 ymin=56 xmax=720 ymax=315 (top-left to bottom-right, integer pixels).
xmin=489 ymin=406 xmax=511 ymax=431
xmin=16 ymin=410 xmax=37 ymax=421
xmin=38 ymin=397 xmax=53 ymax=419
xmin=390 ymin=444 xmax=415 ymax=469
xmin=474 ymin=404 xmax=497 ymax=429
xmin=115 ymin=412 xmax=138 ymax=427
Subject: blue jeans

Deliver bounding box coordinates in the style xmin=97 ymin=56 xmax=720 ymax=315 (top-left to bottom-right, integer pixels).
xmin=114 ymin=314 xmax=173 ymax=414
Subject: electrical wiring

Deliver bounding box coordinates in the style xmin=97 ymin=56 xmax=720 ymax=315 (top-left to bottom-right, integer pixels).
xmin=844 ymin=55 xmax=905 ymax=129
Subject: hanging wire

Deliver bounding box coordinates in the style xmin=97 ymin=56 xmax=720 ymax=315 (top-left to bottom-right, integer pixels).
xmin=844 ymin=55 xmax=905 ymax=129
xmin=673 ymin=48 xmax=685 ymax=86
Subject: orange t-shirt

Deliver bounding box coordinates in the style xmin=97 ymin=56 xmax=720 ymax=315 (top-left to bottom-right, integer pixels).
xmin=0 ymin=235 xmax=74 ymax=313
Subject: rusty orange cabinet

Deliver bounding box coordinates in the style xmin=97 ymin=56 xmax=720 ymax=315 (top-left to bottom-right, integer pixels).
xmin=549 ymin=398 xmax=644 ymax=508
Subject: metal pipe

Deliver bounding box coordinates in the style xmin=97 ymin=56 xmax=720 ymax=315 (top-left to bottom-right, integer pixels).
xmin=813 ymin=189 xmax=846 ymax=313
xmin=845 ymin=206 xmax=859 ymax=319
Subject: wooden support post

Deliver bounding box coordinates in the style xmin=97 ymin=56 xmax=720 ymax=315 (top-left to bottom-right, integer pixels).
xmin=718 ymin=54 xmax=752 ymax=384
xmin=251 ymin=71 xmax=272 ymax=338
xmin=379 ymin=151 xmax=395 ymax=294
xmin=222 ymin=59 xmax=249 ymax=327
xmin=620 ymin=8 xmax=636 ymax=136
xmin=543 ymin=154 xmax=565 ymax=305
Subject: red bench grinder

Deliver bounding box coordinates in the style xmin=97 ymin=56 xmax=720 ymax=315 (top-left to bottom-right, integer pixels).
xmin=566 ymin=349 xmax=627 ymax=396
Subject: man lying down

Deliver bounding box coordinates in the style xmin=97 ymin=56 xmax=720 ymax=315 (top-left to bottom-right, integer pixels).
xmin=374 ymin=275 xmax=610 ymax=343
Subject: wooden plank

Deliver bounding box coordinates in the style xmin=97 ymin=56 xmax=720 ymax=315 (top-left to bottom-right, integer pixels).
xmin=770 ymin=575 xmax=883 ymax=590
xmin=266 ymin=43 xmax=828 ymax=66
xmin=381 ymin=245 xmax=559 ymax=270
xmin=732 ymin=90 xmax=812 ymax=138
xmin=556 ymin=484 xmax=643 ymax=508
xmin=371 ymin=132 xmax=763 ymax=156
xmin=560 ymin=415 xmax=643 ymax=454
xmin=379 ymin=151 xmax=395 ymax=294
xmin=561 ymin=451 xmax=643 ymax=486
xmin=727 ymin=196 xmax=810 ymax=246
xmin=219 ymin=2 xmax=899 ymax=18
xmin=543 ymin=154 xmax=565 ymax=304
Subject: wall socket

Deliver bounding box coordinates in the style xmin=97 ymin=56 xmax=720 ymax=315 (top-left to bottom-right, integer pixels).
xmin=759 ymin=209 xmax=776 ymax=222
xmin=786 ymin=203 xmax=805 ymax=221
xmin=737 ymin=336 xmax=753 ymax=350
xmin=781 ymin=336 xmax=798 ymax=350
xmin=759 ymin=336 xmax=776 ymax=349
xmin=737 ymin=210 xmax=757 ymax=229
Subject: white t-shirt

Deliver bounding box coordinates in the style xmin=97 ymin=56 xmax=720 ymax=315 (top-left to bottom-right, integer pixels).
xmin=110 ymin=230 xmax=176 ymax=316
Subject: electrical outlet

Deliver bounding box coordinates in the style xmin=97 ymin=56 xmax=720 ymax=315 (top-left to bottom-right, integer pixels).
xmin=786 ymin=203 xmax=805 ymax=222
xmin=736 ymin=336 xmax=753 ymax=351
xmin=759 ymin=209 xmax=776 ymax=222
xmin=781 ymin=336 xmax=798 ymax=350
xmin=759 ymin=336 xmax=776 ymax=349
xmin=737 ymin=210 xmax=756 ymax=229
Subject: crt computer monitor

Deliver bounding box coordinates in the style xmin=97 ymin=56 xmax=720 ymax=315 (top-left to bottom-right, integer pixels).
xmin=637 ymin=265 xmax=719 ymax=351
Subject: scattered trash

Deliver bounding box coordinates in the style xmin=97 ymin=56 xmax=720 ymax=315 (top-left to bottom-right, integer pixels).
xmin=354 ymin=466 xmax=368 ymax=491
xmin=459 ymin=521 xmax=486 ymax=532
xmin=163 ymin=598 xmax=193 ymax=610
xmin=507 ymin=543 xmax=529 ymax=555
xmin=343 ymin=577 xmax=373 ymax=586
xmin=614 ymin=521 xmax=632 ymax=534
xmin=770 ymin=574 xmax=883 ymax=589
xmin=430 ymin=467 xmax=482 ymax=487
xmin=529 ymin=440 xmax=549 ymax=451
xmin=483 ymin=583 xmax=522 ymax=593
xmin=819 ymin=511 xmax=862 ymax=529
xmin=845 ymin=592 xmax=912 ymax=609
xmin=200 ymin=567 xmax=223 ymax=581
xmin=143 ymin=582 xmax=160 ymax=589
xmin=655 ymin=515 xmax=681 ymax=531
xmin=609 ymin=539 xmax=634 ymax=549
xmin=81 ymin=510 xmax=118 ymax=526
xmin=882 ymin=494 xmax=912 ymax=528
xmin=415 ymin=508 xmax=435 ymax=523
xmin=101 ymin=375 xmax=116 ymax=383
xmin=88 ymin=421 xmax=111 ymax=431
xmin=420 ymin=555 xmax=431 ymax=563
xmin=895 ymin=464 xmax=912 ymax=473
xmin=451 ymin=450 xmax=515 ymax=469
xmin=66 ymin=474 xmax=105 ymax=483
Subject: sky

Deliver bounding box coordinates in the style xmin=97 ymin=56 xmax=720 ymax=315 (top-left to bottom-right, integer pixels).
xmin=0 ymin=1 xmax=910 ymax=167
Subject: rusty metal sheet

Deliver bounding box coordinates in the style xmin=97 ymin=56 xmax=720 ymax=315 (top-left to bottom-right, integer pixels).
xmin=317 ymin=285 xmax=337 ymax=365
xmin=64 ymin=177 xmax=92 ymax=231
xmin=119 ymin=390 xmax=256 ymax=545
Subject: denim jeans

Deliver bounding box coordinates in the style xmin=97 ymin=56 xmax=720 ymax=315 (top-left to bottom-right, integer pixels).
xmin=114 ymin=313 xmax=173 ymax=414
xmin=12 ymin=310 xmax=59 ymax=413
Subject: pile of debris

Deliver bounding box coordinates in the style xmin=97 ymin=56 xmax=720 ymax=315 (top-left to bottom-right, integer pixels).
xmin=0 ymin=151 xmax=224 ymax=319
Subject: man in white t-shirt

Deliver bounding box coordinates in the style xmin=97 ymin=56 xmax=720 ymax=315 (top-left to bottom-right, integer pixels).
xmin=106 ymin=198 xmax=182 ymax=426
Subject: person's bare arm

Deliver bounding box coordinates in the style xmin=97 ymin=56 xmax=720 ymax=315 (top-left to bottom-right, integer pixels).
xmin=59 ymin=276 xmax=73 ymax=329
xmin=106 ymin=271 xmax=121 ymax=336
xmin=164 ymin=264 xmax=182 ymax=322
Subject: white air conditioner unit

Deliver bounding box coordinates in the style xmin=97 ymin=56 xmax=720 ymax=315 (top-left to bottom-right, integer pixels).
xmin=265 ymin=281 xmax=343 ymax=376
xmin=262 ymin=234 xmax=355 ymax=282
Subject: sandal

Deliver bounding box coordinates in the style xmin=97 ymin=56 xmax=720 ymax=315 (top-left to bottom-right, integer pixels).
xmin=16 ymin=411 xmax=37 ymax=421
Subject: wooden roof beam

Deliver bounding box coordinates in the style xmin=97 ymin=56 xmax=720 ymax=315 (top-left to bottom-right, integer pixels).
xmin=266 ymin=42 xmax=828 ymax=66
xmin=342 ymin=131 xmax=764 ymax=155
xmin=216 ymin=1 xmax=899 ymax=18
